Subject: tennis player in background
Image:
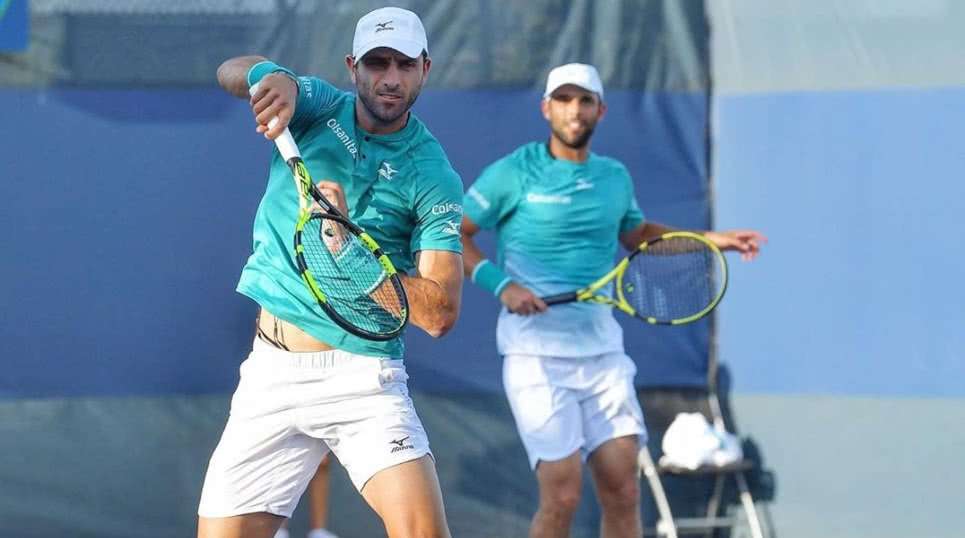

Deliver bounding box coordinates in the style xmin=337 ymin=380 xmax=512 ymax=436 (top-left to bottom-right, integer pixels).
xmin=460 ymin=63 xmax=766 ymax=537
xmin=198 ymin=7 xmax=463 ymax=538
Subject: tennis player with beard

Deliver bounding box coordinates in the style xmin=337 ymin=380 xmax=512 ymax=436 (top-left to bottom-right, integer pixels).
xmin=460 ymin=63 xmax=765 ymax=537
xmin=198 ymin=7 xmax=463 ymax=538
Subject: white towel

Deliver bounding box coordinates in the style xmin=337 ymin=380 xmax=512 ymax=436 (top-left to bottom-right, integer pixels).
xmin=659 ymin=412 xmax=743 ymax=469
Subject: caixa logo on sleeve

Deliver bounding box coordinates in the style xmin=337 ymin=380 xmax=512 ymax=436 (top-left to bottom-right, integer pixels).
xmin=431 ymin=202 xmax=463 ymax=215
xmin=0 ymin=0 xmax=29 ymax=52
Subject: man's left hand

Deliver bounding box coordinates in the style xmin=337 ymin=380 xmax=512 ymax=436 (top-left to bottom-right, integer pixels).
xmin=703 ymin=230 xmax=768 ymax=261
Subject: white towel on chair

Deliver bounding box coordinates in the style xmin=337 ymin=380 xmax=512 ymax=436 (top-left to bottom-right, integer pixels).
xmin=660 ymin=412 xmax=743 ymax=469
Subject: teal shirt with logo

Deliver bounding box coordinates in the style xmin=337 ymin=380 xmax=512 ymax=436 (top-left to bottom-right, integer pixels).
xmin=464 ymin=142 xmax=644 ymax=357
xmin=238 ymin=77 xmax=464 ymax=358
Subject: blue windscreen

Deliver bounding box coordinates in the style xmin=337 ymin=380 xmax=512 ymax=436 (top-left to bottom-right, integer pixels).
xmin=0 ymin=88 xmax=710 ymax=398
xmin=714 ymin=88 xmax=965 ymax=397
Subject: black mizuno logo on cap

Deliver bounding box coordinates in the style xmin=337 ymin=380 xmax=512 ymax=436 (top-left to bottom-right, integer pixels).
xmin=375 ymin=21 xmax=394 ymax=32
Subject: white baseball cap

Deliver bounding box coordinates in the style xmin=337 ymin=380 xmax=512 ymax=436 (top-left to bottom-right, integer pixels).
xmin=544 ymin=63 xmax=604 ymax=100
xmin=353 ymin=7 xmax=428 ymax=60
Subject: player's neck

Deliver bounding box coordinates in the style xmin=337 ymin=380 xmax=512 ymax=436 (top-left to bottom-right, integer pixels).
xmin=355 ymin=101 xmax=410 ymax=135
xmin=546 ymin=136 xmax=590 ymax=163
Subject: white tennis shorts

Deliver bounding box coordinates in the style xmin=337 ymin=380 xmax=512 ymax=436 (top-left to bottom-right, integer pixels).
xmin=198 ymin=338 xmax=431 ymax=518
xmin=503 ymin=351 xmax=646 ymax=469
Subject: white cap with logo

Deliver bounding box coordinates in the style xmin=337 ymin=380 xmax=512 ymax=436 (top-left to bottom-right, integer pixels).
xmin=353 ymin=7 xmax=428 ymax=60
xmin=544 ymin=63 xmax=604 ymax=100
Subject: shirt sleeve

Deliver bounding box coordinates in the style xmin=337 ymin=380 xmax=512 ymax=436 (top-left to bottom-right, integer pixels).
xmin=409 ymin=161 xmax=465 ymax=254
xmin=289 ymin=76 xmax=343 ymax=129
xmin=619 ymin=168 xmax=645 ymax=234
xmin=462 ymin=157 xmax=521 ymax=229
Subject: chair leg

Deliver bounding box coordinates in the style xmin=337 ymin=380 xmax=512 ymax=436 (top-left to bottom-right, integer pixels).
xmin=734 ymin=471 xmax=766 ymax=538
xmin=702 ymin=474 xmax=725 ymax=538
xmin=639 ymin=448 xmax=679 ymax=538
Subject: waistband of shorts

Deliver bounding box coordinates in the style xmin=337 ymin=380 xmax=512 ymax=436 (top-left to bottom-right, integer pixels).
xmin=251 ymin=336 xmax=391 ymax=368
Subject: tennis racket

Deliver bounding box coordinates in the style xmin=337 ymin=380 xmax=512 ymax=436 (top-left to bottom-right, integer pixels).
xmin=541 ymin=231 xmax=727 ymax=325
xmin=251 ymin=86 xmax=408 ymax=340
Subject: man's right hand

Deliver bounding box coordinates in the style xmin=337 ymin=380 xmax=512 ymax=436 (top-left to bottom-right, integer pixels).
xmin=250 ymin=72 xmax=298 ymax=140
xmin=500 ymin=283 xmax=548 ymax=315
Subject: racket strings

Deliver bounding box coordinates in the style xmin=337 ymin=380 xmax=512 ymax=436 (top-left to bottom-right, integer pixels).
xmin=623 ymin=238 xmax=723 ymax=321
xmin=299 ymin=215 xmax=406 ymax=334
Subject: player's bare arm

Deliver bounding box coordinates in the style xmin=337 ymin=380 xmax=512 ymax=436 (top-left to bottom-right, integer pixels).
xmin=217 ymin=55 xmax=266 ymax=97
xmin=621 ymin=222 xmax=767 ymax=261
xmin=703 ymin=229 xmax=768 ymax=261
xmin=217 ymin=55 xmax=297 ymax=139
xmin=400 ymin=250 xmax=463 ymax=338
xmin=618 ymin=221 xmax=675 ymax=251
xmin=460 ymin=215 xmax=546 ymax=316
xmin=313 ymin=180 xmax=348 ymax=213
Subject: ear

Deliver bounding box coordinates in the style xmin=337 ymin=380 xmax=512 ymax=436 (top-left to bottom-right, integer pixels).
xmin=422 ymin=56 xmax=432 ymax=81
xmin=540 ymin=98 xmax=551 ymax=121
xmin=597 ymin=101 xmax=608 ymax=121
xmin=345 ymin=55 xmax=357 ymax=84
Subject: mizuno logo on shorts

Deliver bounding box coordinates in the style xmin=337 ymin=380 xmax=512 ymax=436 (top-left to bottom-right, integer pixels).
xmin=389 ymin=436 xmax=414 ymax=453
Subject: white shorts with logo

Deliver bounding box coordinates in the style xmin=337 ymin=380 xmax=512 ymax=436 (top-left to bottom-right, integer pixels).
xmin=198 ymin=338 xmax=431 ymax=518
xmin=503 ymin=351 xmax=646 ymax=469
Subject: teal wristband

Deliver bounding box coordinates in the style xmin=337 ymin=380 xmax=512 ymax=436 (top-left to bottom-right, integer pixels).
xmin=246 ymin=60 xmax=298 ymax=89
xmin=472 ymin=260 xmax=512 ymax=298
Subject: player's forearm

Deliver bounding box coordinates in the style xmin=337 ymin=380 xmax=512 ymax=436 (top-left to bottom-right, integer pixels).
xmin=459 ymin=234 xmax=487 ymax=277
xmin=620 ymin=221 xmax=676 ymax=250
xmin=399 ymin=274 xmax=462 ymax=338
xmin=217 ymin=55 xmax=268 ymax=98
xmin=460 ymin=226 xmax=513 ymax=298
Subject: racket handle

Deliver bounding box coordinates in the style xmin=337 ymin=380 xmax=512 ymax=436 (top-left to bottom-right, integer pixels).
xmin=541 ymin=291 xmax=578 ymax=306
xmin=272 ymin=126 xmax=301 ymax=162
xmin=248 ymin=82 xmax=301 ymax=162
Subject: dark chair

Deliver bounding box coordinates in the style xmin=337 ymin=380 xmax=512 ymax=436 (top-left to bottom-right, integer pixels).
xmin=637 ymin=350 xmax=771 ymax=538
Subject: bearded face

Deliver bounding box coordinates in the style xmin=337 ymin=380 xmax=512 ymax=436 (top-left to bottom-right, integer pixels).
xmin=350 ymin=48 xmax=429 ymax=129
xmin=543 ymin=85 xmax=605 ymax=149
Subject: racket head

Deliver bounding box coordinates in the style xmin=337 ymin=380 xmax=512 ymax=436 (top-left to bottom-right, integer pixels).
xmin=618 ymin=231 xmax=728 ymax=325
xmin=294 ymin=211 xmax=409 ymax=340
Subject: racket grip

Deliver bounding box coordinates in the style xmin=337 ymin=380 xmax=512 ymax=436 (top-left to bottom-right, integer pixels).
xmin=248 ymin=82 xmax=301 ymax=162
xmin=272 ymin=127 xmax=301 ymax=162
xmin=541 ymin=291 xmax=578 ymax=306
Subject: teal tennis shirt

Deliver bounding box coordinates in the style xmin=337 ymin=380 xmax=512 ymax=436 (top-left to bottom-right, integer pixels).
xmin=464 ymin=142 xmax=644 ymax=357
xmin=237 ymin=76 xmax=464 ymax=358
